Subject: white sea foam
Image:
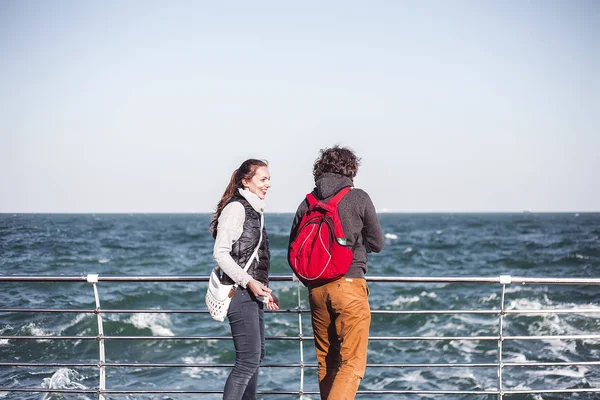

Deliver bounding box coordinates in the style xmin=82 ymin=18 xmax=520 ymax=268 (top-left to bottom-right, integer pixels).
xmin=181 ymin=355 xmax=226 ymax=378
xmin=269 ymin=317 xmax=294 ymax=328
xmin=479 ymin=292 xmax=498 ymax=303
xmin=509 ymin=297 xmax=600 ymax=318
xmin=503 ymin=351 xmax=528 ymax=363
xmin=448 ymin=339 xmax=479 ymax=363
xmin=454 ymin=313 xmax=497 ymax=327
xmin=504 ymin=284 xmax=531 ymax=294
xmin=436 ymin=230 xmax=443 ymax=235
xmin=278 ymin=285 xmax=291 ymax=293
xmin=530 ymin=366 xmax=589 ymax=379
xmin=24 ymin=322 xmax=48 ymax=336
xmin=506 ymin=297 xmax=600 ymax=360
xmin=21 ymin=322 xmax=51 ymax=342
xmin=20 ymin=314 xmax=90 ymax=345
xmin=41 ymin=368 xmax=89 ymax=399
xmin=438 ymin=321 xmax=466 ymax=332
xmin=384 ymin=233 xmax=398 ymax=240
xmin=505 ymin=381 xmax=544 ymax=400
xmin=403 ymin=247 xmax=413 ymax=254
xmin=401 ymin=369 xmax=427 ymax=384
xmin=364 ymin=376 xmax=400 ymax=390
xmin=0 ymin=325 xmax=12 ymax=346
xmin=128 ymin=313 xmax=174 ymax=336
xmin=363 ymin=370 xmax=427 ymax=390
xmin=505 ymin=297 xmax=550 ymax=311
xmin=419 ymin=291 xmax=437 ymax=298
xmin=389 ymin=295 xmax=420 ymax=306
xmin=98 ymin=258 xmax=111 ymax=263
xmin=58 ymin=313 xmax=88 ymax=334
xmin=415 ymin=317 xmax=439 ymax=335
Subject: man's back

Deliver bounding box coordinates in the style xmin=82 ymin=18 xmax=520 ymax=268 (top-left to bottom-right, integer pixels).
xmin=287 ymin=145 xmax=384 ymax=400
xmin=290 ymin=172 xmax=385 ymax=279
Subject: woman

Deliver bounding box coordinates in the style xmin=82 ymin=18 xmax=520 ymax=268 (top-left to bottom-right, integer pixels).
xmin=210 ymin=158 xmax=279 ymax=400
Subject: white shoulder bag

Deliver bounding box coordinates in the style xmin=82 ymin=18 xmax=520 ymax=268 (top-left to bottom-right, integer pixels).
xmin=206 ymin=212 xmax=264 ymax=322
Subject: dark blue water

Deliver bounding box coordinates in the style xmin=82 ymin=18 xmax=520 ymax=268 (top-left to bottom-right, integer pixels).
xmin=1 ymin=213 xmax=599 ymax=399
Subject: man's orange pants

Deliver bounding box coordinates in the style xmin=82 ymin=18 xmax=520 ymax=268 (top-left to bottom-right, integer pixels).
xmin=308 ymin=277 xmax=371 ymax=400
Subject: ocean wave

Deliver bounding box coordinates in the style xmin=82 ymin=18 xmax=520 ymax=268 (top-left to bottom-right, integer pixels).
xmin=503 ymin=351 xmax=529 ymax=363
xmin=530 ymin=366 xmax=589 ymax=379
xmin=389 ymin=295 xmax=420 ymax=306
xmin=0 ymin=325 xmax=12 ymax=346
xmin=2 ymin=213 xmax=599 ymax=398
xmin=181 ymin=355 xmax=226 ymax=378
xmin=505 ymin=298 xmax=598 ymax=361
xmin=506 ymin=297 xmax=552 ymax=311
xmin=41 ymin=368 xmax=91 ymax=400
xmin=453 ymin=313 xmax=497 ymax=328
xmin=14 ymin=314 xmax=92 ymax=341
xmin=59 ymin=314 xmax=90 ymax=335
xmin=364 ymin=376 xmax=403 ymax=390
xmin=447 ymin=339 xmax=479 ymax=362
xmin=127 ymin=313 xmax=175 ymax=336
xmin=20 ymin=322 xmax=51 ymax=342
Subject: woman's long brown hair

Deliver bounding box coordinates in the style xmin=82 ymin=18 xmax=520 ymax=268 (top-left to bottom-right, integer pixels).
xmin=209 ymin=159 xmax=268 ymax=238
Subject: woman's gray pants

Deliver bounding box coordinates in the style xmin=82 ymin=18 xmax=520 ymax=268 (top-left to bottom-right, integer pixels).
xmin=223 ymin=288 xmax=265 ymax=400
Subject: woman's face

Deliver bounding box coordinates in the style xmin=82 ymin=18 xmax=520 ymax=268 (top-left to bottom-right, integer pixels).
xmin=243 ymin=166 xmax=271 ymax=200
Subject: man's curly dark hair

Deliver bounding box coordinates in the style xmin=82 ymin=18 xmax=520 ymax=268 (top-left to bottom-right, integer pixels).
xmin=312 ymin=145 xmax=361 ymax=180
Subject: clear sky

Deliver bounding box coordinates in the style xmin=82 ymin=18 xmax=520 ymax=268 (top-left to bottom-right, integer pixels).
xmin=1 ymin=1 xmax=598 ymax=213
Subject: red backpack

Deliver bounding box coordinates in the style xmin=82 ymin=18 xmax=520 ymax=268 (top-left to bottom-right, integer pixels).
xmin=288 ymin=186 xmax=354 ymax=285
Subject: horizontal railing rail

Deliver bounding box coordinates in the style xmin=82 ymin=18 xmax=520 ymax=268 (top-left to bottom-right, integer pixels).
xmin=1 ymin=274 xmax=599 ymax=399
xmin=1 ymin=275 xmax=600 ymax=284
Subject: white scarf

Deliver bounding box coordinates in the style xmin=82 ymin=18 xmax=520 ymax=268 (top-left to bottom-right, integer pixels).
xmin=238 ymin=188 xmax=265 ymax=213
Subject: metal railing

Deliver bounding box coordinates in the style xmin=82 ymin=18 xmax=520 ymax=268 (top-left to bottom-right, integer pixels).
xmin=1 ymin=274 xmax=599 ymax=399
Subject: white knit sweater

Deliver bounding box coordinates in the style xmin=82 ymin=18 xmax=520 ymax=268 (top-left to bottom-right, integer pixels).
xmin=212 ymin=189 xmax=265 ymax=288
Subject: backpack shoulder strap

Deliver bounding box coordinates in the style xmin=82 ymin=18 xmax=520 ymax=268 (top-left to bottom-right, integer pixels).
xmin=328 ymin=186 xmax=352 ymax=207
xmin=306 ymin=186 xmax=352 ymax=208
xmin=306 ymin=192 xmax=318 ymax=207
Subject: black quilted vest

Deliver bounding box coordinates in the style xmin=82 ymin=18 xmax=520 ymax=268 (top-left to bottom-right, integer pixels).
xmin=221 ymin=193 xmax=270 ymax=286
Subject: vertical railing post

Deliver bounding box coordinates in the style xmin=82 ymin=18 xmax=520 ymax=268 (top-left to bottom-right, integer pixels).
xmin=88 ymin=274 xmax=106 ymax=400
xmin=497 ymin=275 xmax=511 ymax=400
xmin=296 ymin=280 xmax=305 ymax=400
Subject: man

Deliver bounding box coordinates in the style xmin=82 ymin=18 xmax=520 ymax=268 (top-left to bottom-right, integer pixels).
xmin=288 ymin=146 xmax=385 ymax=399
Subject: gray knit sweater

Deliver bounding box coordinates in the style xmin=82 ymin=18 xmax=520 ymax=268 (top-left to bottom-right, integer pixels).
xmin=290 ymin=173 xmax=385 ymax=279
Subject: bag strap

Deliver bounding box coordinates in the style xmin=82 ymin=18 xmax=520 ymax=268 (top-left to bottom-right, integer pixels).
xmin=328 ymin=186 xmax=352 ymax=206
xmin=232 ymin=211 xmax=264 ymax=289
xmin=306 ymin=186 xmax=352 ymax=207
xmin=242 ymin=212 xmax=263 ymax=272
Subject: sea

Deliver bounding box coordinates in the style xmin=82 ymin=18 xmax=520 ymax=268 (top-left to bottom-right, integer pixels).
xmin=0 ymin=213 xmax=599 ymax=400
